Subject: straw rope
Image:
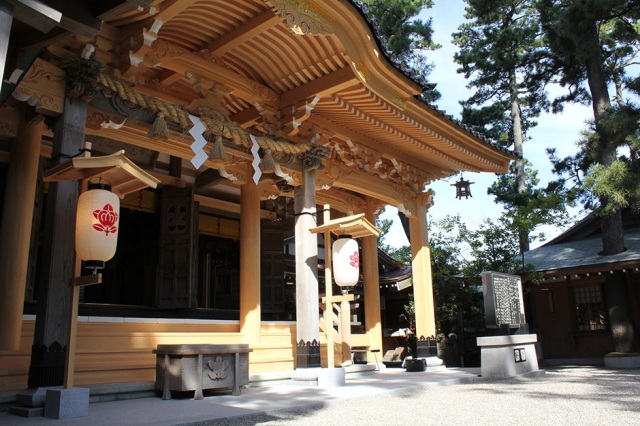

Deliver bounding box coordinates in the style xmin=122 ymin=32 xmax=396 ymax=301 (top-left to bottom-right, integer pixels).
xmin=96 ymin=73 xmax=313 ymax=156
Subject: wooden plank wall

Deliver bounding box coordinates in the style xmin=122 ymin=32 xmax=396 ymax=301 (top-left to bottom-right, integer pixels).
xmin=0 ymin=319 xmax=298 ymax=391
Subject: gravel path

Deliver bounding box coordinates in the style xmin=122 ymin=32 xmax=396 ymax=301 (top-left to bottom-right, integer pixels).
xmin=211 ymin=366 xmax=640 ymax=426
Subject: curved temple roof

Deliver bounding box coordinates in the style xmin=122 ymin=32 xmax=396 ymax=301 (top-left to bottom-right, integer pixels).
xmin=7 ymin=0 xmax=514 ymax=214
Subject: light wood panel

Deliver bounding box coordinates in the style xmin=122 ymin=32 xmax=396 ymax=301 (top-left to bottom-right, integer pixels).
xmin=0 ymin=320 xmax=302 ymax=391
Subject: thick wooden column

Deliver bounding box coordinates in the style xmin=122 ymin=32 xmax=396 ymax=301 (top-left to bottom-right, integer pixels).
xmin=409 ymin=201 xmax=436 ymax=339
xmin=0 ymin=114 xmax=45 ymax=350
xmin=294 ymin=169 xmax=320 ymax=367
xmin=29 ymin=96 xmax=86 ymax=387
xmin=363 ymin=202 xmax=382 ymax=359
xmin=239 ymin=177 xmax=261 ymax=345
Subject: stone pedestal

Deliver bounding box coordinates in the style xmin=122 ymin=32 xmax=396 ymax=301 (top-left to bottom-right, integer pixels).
xmin=477 ymin=334 xmax=539 ymax=378
xmin=290 ymin=367 xmax=346 ymax=387
xmin=604 ymin=353 xmax=640 ymax=369
xmin=44 ymin=387 xmax=89 ymax=420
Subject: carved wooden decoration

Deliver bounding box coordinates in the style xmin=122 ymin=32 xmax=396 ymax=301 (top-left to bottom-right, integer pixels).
xmin=266 ymin=0 xmax=335 ymax=35
xmin=12 ymin=58 xmax=65 ymax=116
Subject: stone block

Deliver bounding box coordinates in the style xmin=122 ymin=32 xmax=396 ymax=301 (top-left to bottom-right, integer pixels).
xmin=604 ymin=354 xmax=640 ymax=369
xmin=16 ymin=386 xmax=61 ymax=407
xmin=317 ymin=368 xmax=345 ymax=387
xmin=44 ymin=387 xmax=90 ymax=420
xmin=477 ymin=334 xmax=539 ymax=378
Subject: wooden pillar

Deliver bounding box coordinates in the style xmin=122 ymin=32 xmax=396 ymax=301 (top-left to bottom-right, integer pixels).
xmin=239 ymin=177 xmax=261 ymax=345
xmin=409 ymin=202 xmax=436 ymax=339
xmin=363 ymin=202 xmax=382 ymax=360
xmin=339 ymin=300 xmax=351 ymax=365
xmin=29 ymin=96 xmax=86 ymax=387
xmin=294 ymin=169 xmax=319 ymax=366
xmin=0 ymin=114 xmax=45 ymax=350
xmin=322 ymin=206 xmax=335 ymax=368
xmin=0 ymin=2 xmax=12 ymax=98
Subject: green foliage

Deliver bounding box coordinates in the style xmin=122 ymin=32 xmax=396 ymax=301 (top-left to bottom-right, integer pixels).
xmin=453 ymin=0 xmax=548 ymax=148
xmin=453 ymin=1 xmax=565 ymax=253
xmin=375 ymin=218 xmax=411 ymax=263
xmin=379 ymin=212 xmax=540 ymax=335
xmin=362 ymin=0 xmax=441 ymax=100
xmin=427 ymin=214 xmax=530 ymax=333
xmin=535 ymin=0 xmax=640 ymax=111
xmin=363 ymin=0 xmax=438 ymax=53
xmin=489 ymin=160 xmax=571 ymax=250
xmin=539 ymin=0 xmax=640 ymax=216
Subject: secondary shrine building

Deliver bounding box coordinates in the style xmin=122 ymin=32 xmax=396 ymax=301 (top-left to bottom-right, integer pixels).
xmin=0 ymin=0 xmax=513 ymax=391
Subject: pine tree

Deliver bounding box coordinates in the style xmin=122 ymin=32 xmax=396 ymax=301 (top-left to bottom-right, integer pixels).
xmin=452 ymin=0 xmax=564 ymax=252
xmin=537 ymin=0 xmax=640 ymax=352
xmin=362 ymin=0 xmax=441 ymax=101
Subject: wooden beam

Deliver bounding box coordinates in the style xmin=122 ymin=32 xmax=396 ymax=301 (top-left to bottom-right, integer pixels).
xmin=332 ymin=166 xmax=416 ymax=212
xmin=5 ymin=0 xmax=61 ymax=33
xmin=208 ymin=9 xmax=280 ymax=56
xmin=169 ymin=155 xmax=182 ymax=178
xmin=145 ymin=40 xmax=279 ymax=107
xmin=280 ymin=66 xmax=358 ymax=108
xmin=152 ymin=0 xmax=199 ymax=25
xmin=194 ymin=194 xmax=276 ymax=220
xmin=145 ymin=170 xmax=186 ymax=188
xmin=196 ymin=168 xmax=225 ymax=189
xmin=230 ymin=106 xmax=260 ymax=128
xmin=321 ymin=294 xmax=355 ymax=304
xmin=97 ymin=0 xmax=154 ymax=21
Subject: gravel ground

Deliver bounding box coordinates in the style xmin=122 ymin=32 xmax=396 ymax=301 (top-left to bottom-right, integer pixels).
xmin=211 ymin=366 xmax=640 ymax=426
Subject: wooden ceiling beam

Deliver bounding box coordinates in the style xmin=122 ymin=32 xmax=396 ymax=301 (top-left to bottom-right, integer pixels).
xmin=331 ymin=167 xmax=416 ymax=213
xmin=230 ymin=106 xmax=260 ymax=128
xmin=280 ymin=66 xmax=358 ymax=108
xmin=96 ymin=0 xmax=154 ymax=21
xmin=316 ymin=188 xmax=367 ymax=215
xmin=144 ymin=39 xmax=279 ymax=107
xmin=194 ymin=194 xmax=276 ymax=220
xmin=208 ymin=9 xmax=281 ymax=56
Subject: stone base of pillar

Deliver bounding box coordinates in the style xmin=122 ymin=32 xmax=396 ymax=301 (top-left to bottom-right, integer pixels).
xmin=290 ymin=367 xmax=345 ymax=387
xmin=44 ymin=387 xmax=89 ymax=420
xmin=295 ymin=339 xmax=321 ymax=369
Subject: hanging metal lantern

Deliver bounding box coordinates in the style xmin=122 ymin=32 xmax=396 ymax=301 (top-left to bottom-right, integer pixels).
xmin=452 ymin=176 xmax=474 ymax=199
xmin=332 ymin=235 xmax=360 ymax=287
xmin=75 ymin=181 xmax=120 ymax=272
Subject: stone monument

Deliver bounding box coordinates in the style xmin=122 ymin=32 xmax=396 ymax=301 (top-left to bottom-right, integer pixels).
xmin=477 ymin=271 xmax=541 ymax=378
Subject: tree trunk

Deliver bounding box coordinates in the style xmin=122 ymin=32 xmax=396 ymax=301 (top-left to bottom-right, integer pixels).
xmin=583 ymin=19 xmax=636 ymax=352
xmin=509 ymin=67 xmax=529 ymax=253
xmin=605 ymin=271 xmax=638 ymax=353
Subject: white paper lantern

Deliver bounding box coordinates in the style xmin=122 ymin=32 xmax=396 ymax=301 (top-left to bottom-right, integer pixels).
xmin=75 ymin=183 xmax=120 ymax=271
xmin=332 ymin=236 xmax=360 ymax=287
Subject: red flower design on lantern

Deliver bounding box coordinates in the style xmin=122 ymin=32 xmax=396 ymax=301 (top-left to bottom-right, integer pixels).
xmin=349 ymin=251 xmax=359 ymax=268
xmin=93 ymin=204 xmax=118 ymax=235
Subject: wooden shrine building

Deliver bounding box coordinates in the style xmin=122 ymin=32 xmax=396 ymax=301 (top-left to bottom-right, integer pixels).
xmin=0 ymin=0 xmax=513 ymax=391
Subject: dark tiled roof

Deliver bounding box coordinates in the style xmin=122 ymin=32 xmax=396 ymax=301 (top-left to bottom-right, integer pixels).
xmin=523 ymin=231 xmax=640 ymax=272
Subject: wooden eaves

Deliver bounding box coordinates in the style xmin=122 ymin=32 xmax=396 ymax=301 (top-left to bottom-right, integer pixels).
xmin=309 ymin=213 xmax=379 ymax=239
xmin=42 ymin=149 xmax=160 ymax=196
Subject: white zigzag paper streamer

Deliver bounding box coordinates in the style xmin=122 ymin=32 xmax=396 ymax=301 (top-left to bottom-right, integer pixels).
xmin=250 ymin=134 xmax=261 ymax=184
xmin=188 ymin=115 xmax=208 ymax=169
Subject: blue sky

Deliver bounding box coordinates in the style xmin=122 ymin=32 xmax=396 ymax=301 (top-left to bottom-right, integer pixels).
xmin=379 ymin=0 xmax=593 ymax=249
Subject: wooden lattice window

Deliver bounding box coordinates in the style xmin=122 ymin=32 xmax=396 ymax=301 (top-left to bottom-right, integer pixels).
xmin=574 ymin=285 xmax=606 ymax=331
